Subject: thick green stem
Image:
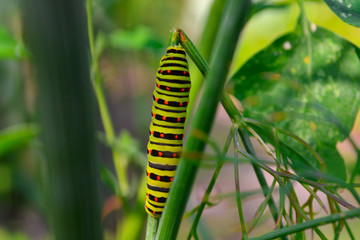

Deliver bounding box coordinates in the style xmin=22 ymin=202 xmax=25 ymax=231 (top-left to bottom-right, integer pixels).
xmin=156 ymin=0 xmax=251 ymax=239
xmin=22 ymin=0 xmax=103 ymax=238
xmin=179 ymin=28 xmax=283 ymax=234
xmin=186 ymin=0 xmax=226 ymax=114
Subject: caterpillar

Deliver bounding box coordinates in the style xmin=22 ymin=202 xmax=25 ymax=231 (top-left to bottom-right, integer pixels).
xmin=145 ymin=45 xmax=191 ymax=217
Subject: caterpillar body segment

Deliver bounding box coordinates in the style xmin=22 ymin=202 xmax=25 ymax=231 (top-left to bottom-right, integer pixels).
xmin=145 ymin=46 xmax=191 ymax=218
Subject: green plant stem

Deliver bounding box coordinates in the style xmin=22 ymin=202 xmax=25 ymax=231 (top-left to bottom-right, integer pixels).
xmin=244 ymin=118 xmax=326 ymax=171
xmin=277 ymin=185 xmax=286 ymax=227
xmin=179 ymin=30 xmax=208 ymax=77
xmin=22 ymin=0 xmax=103 ymax=238
xmin=188 ymin=130 xmax=233 ymax=239
xmin=244 ymin=118 xmax=360 ymax=204
xmin=234 ymin=135 xmax=248 ymax=239
xmin=349 ymin=136 xmax=360 ymax=184
xmin=87 ymin=1 xmax=148 ymax=238
xmin=271 ymin=129 xmax=287 ymax=228
xmin=333 ymin=200 xmax=355 ymax=239
xmin=301 ymin=184 xmax=327 ymax=214
xmin=232 ymin=138 xmax=353 ymax=239
xmin=156 ymin=1 xmax=251 ymax=238
xmin=86 ymin=0 xmax=96 ymax=71
xmin=238 ymin=124 xmax=282 ymax=226
xmin=286 ymin=188 xmax=327 ymax=239
xmin=245 ymin=154 xmax=355 ymax=210
xmin=86 ymin=0 xmax=129 ymax=202
xmin=184 ymin=189 xmax=263 ymax=220
xmin=298 ymin=0 xmax=312 ymax=82
xmin=179 ymin=26 xmax=283 ymax=235
xmin=236 ymin=126 xmax=285 ymax=233
xmin=146 ymin=215 xmax=159 ymax=240
xmin=117 ymin=173 xmax=147 ymax=240
xmin=168 ymin=28 xmax=179 ymax=46
xmin=247 ymin=180 xmax=277 ymax=235
xmin=185 ymin=0 xmax=226 ymax=114
xmin=249 ymin=208 xmax=360 ymax=240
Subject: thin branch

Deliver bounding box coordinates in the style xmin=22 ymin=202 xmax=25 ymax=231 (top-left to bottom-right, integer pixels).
xmin=249 ymin=208 xmax=360 ymax=240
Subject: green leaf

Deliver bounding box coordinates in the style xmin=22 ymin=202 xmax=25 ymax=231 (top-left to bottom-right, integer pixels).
xmin=228 ymin=24 xmax=360 ymax=180
xmin=100 ymin=166 xmax=120 ymax=196
xmin=109 ymin=25 xmax=164 ymax=51
xmin=0 ymin=26 xmax=28 ymax=59
xmin=0 ymin=124 xmax=39 ymax=157
xmin=324 ymin=0 xmax=360 ymax=27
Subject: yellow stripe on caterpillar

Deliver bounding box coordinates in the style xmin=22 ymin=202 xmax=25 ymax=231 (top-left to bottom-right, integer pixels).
xmin=145 ymin=44 xmax=191 ymax=218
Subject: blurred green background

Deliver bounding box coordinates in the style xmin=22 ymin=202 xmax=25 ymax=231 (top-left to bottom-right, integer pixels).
xmin=0 ymin=0 xmax=360 ymax=239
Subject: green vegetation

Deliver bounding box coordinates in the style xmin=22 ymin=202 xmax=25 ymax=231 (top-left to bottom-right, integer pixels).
xmin=0 ymin=0 xmax=359 ymax=239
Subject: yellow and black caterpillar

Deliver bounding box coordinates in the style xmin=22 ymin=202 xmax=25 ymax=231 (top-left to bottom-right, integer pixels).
xmin=145 ymin=45 xmax=191 ymax=217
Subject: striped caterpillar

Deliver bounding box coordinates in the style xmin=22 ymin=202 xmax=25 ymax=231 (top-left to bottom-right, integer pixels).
xmin=145 ymin=45 xmax=191 ymax=217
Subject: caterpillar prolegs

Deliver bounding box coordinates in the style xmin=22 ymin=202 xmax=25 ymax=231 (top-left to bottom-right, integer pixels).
xmin=145 ymin=45 xmax=191 ymax=217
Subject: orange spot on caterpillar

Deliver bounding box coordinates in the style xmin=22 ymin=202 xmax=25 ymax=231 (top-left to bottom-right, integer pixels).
xmin=173 ymin=153 xmax=176 ymax=157
xmin=148 ymin=172 xmax=151 ymax=177
xmin=179 ymin=102 xmax=183 ymax=106
xmin=167 ymin=70 xmax=171 ymax=73
xmin=149 ymin=149 xmax=152 ymax=154
xmin=162 ymin=116 xmax=166 ymax=120
xmin=177 ymin=118 xmax=181 ymax=122
xmin=161 ymin=70 xmax=163 ymax=73
xmin=183 ymin=71 xmax=186 ymax=75
xmin=187 ymin=101 xmax=189 ymax=104
xmin=146 ymin=205 xmax=148 ymax=209
xmin=181 ymin=88 xmax=185 ymax=91
xmin=175 ymin=135 xmax=178 ymax=139
xmin=158 ymin=152 xmax=163 ymax=156
xmin=155 ymin=197 xmax=158 ymax=202
xmin=153 ymin=113 xmax=156 ymax=117
xmin=166 ymin=87 xmax=170 ymax=90
xmin=153 ymin=210 xmax=156 ymax=214
xmin=157 ymin=176 xmax=160 ymax=180
xmin=151 ymin=131 xmax=154 ymax=135
xmin=170 ymin=177 xmax=174 ymax=182
xmin=164 ymin=100 xmax=168 ymax=105
xmin=147 ymin=193 xmax=149 ymax=197
xmin=157 ymin=84 xmax=160 ymax=87
xmin=155 ymin=98 xmax=159 ymax=102
xmin=160 ymin=133 xmax=164 ymax=137
xmin=171 ymin=56 xmax=173 ymax=59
